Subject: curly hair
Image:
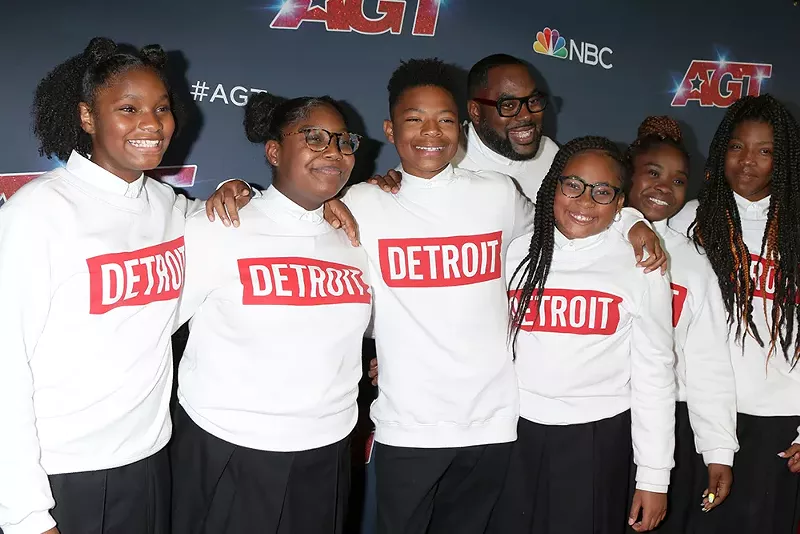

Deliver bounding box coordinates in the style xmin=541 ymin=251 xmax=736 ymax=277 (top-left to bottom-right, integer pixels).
xmin=387 ymin=58 xmax=460 ymax=116
xmin=690 ymin=94 xmax=800 ymax=364
xmin=32 ymin=36 xmax=184 ymax=161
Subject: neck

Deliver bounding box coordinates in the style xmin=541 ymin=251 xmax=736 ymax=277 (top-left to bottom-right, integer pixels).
xmin=273 ymin=182 xmax=323 ymax=211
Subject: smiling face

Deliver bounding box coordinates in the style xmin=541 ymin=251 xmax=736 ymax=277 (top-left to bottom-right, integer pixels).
xmin=724 ymin=119 xmax=774 ymax=201
xmin=469 ymin=64 xmax=544 ymax=161
xmin=266 ymin=103 xmax=355 ymax=211
xmin=384 ymin=85 xmax=460 ymax=179
xmin=79 ymin=67 xmax=175 ymax=183
xmin=627 ymin=143 xmax=689 ymax=222
xmin=553 ymin=150 xmax=625 ymax=239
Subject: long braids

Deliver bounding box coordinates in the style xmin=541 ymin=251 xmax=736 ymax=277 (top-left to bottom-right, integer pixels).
xmin=691 ymin=94 xmax=800 ymax=365
xmin=509 ymin=136 xmax=630 ymax=352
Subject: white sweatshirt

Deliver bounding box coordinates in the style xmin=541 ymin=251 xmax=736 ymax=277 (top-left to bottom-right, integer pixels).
xmin=341 ymin=165 xmax=531 ymax=448
xmin=452 ymin=121 xmax=560 ymax=201
xmin=342 ymin=165 xmax=647 ymax=449
xmin=653 ymin=220 xmax=738 ymax=466
xmin=0 ymin=151 xmax=199 ymax=534
xmin=176 ymin=186 xmax=371 ymax=452
xmin=671 ymin=195 xmax=800 ymax=443
xmin=506 ymin=226 xmax=676 ymax=492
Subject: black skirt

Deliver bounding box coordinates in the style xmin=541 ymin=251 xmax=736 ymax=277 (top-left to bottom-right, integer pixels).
xmin=48 ymin=446 xmax=170 ymax=534
xmin=170 ymin=405 xmax=352 ymax=534
xmin=690 ymin=412 xmax=800 ymax=534
xmin=488 ymin=410 xmax=632 ymax=534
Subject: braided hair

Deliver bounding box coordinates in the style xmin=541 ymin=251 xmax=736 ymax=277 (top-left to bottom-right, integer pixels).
xmin=509 ymin=136 xmax=631 ymax=350
xmin=627 ymin=115 xmax=689 ymax=165
xmin=691 ymin=94 xmax=800 ymax=364
xmin=32 ymin=37 xmax=184 ymax=161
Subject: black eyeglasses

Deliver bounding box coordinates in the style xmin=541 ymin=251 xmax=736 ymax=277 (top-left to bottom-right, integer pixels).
xmin=284 ymin=128 xmax=362 ymax=155
xmin=557 ymin=175 xmax=621 ymax=205
xmin=473 ymin=92 xmax=548 ymax=117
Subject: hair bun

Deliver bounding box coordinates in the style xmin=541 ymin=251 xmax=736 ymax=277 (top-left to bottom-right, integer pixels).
xmin=139 ymin=44 xmax=168 ymax=70
xmin=83 ymin=37 xmax=117 ymax=66
xmin=637 ymin=116 xmax=682 ymax=144
xmin=244 ymin=92 xmax=286 ymax=143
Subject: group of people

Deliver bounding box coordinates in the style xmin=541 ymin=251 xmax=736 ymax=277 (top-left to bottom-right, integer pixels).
xmin=0 ymin=35 xmax=798 ymax=534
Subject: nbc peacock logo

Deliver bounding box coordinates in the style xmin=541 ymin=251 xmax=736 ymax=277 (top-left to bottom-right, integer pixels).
xmin=532 ymin=26 xmax=614 ymax=69
xmin=534 ymin=27 xmax=567 ymax=59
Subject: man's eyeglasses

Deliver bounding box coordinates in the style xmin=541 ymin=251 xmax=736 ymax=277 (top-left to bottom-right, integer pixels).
xmin=473 ymin=92 xmax=548 ymax=118
xmin=557 ymin=175 xmax=621 ymax=205
xmin=283 ymin=128 xmax=362 ymax=155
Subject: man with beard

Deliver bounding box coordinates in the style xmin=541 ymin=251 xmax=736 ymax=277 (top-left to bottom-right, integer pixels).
xmin=369 ymin=54 xmax=558 ymax=201
xmin=454 ymin=53 xmax=559 ymax=200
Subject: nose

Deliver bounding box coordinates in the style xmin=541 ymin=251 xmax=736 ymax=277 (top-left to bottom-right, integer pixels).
xmin=421 ymin=118 xmax=443 ymax=137
xmin=138 ymin=110 xmax=163 ymax=133
xmin=322 ymin=136 xmax=344 ymax=160
xmin=576 ymin=187 xmax=595 ymax=207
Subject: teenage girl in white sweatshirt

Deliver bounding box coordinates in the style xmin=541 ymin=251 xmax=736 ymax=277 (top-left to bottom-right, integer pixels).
xmin=0 ymin=37 xmax=250 ymax=534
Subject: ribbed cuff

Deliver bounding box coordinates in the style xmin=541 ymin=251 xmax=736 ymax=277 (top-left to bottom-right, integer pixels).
xmin=635 ymin=466 xmax=670 ymax=488
xmin=702 ymin=448 xmax=735 ymax=467
xmin=635 ymin=482 xmax=669 ymax=494
xmin=2 ymin=510 xmax=56 ymax=534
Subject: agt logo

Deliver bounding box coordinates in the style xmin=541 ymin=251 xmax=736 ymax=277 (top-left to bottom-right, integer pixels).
xmin=533 ymin=27 xmax=613 ymax=70
xmin=0 ymin=165 xmax=198 ymax=206
xmin=269 ymin=0 xmax=442 ymax=36
xmin=671 ymin=56 xmax=772 ymax=108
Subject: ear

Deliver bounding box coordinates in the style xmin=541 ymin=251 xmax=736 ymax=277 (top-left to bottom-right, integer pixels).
xmin=616 ymin=192 xmax=626 ymax=213
xmin=467 ymin=99 xmax=481 ymax=126
xmin=383 ymin=119 xmax=395 ymax=145
xmin=265 ymin=140 xmax=280 ymax=167
xmin=79 ymin=102 xmax=95 ymax=135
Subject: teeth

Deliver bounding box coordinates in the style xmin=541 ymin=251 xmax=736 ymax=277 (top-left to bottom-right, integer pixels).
xmin=128 ymin=140 xmax=160 ymax=148
xmin=571 ymin=213 xmax=593 ymax=222
xmin=648 ymin=197 xmax=669 ymax=206
xmin=511 ymin=129 xmax=533 ymax=139
xmin=416 ymin=146 xmax=443 ymax=151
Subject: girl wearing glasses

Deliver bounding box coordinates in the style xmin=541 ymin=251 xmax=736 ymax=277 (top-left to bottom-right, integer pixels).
xmin=170 ymin=92 xmax=372 ymax=534
xmin=493 ymin=137 xmax=676 ymax=534
xmin=625 ymin=117 xmax=737 ymax=533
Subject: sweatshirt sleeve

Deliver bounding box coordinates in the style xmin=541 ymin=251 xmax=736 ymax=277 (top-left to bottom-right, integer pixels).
xmin=176 ymin=219 xmax=217 ymax=328
xmin=0 ymin=203 xmax=58 ymax=534
xmin=684 ymin=266 xmax=739 ymax=466
xmin=511 ymin=187 xmax=536 ymax=240
xmin=631 ymin=271 xmax=677 ymax=493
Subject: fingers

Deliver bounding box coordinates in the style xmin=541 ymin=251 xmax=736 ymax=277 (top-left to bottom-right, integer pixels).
xmin=368 ymin=358 xmax=378 ymax=386
xmin=328 ymin=200 xmax=360 ymax=246
xmin=779 ymin=443 xmax=800 ymax=473
xmin=222 ymin=195 xmax=242 ymax=228
xmin=209 ymin=195 xmax=231 ymax=227
xmin=628 ymin=494 xmax=642 ymax=529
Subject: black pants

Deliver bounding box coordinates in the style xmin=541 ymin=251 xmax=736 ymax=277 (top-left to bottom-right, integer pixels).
xmin=47 ymin=447 xmax=170 ymax=534
xmin=488 ymin=411 xmax=632 ymax=534
xmin=374 ymin=441 xmax=512 ymax=534
xmin=692 ymin=412 xmax=800 ymax=534
xmin=170 ymin=406 xmax=351 ymax=534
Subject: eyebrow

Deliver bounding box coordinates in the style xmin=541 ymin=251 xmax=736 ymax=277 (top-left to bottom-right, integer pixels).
xmin=117 ymin=93 xmax=170 ymax=101
xmin=402 ymin=107 xmax=456 ymax=114
xmin=729 ymin=137 xmax=773 ymax=145
xmin=297 ymin=125 xmax=348 ymax=134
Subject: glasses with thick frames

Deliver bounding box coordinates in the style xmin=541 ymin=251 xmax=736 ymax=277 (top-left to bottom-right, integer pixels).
xmin=283 ymin=127 xmax=362 ymax=155
xmin=473 ymin=92 xmax=548 ymax=117
xmin=557 ymin=175 xmax=622 ymax=205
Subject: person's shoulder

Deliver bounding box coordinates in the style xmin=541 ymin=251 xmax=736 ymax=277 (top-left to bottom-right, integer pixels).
xmin=455 ymin=167 xmax=517 ymax=191
xmin=539 ymin=135 xmax=560 ymax=158
xmin=1 ymin=168 xmax=71 ymax=214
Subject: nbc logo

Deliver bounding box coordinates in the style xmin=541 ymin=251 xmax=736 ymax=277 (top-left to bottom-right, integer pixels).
xmin=533 ymin=27 xmax=613 ymax=70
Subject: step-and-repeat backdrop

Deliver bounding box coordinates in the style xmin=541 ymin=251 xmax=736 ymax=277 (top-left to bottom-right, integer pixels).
xmin=1 ymin=1 xmax=798 ymax=531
